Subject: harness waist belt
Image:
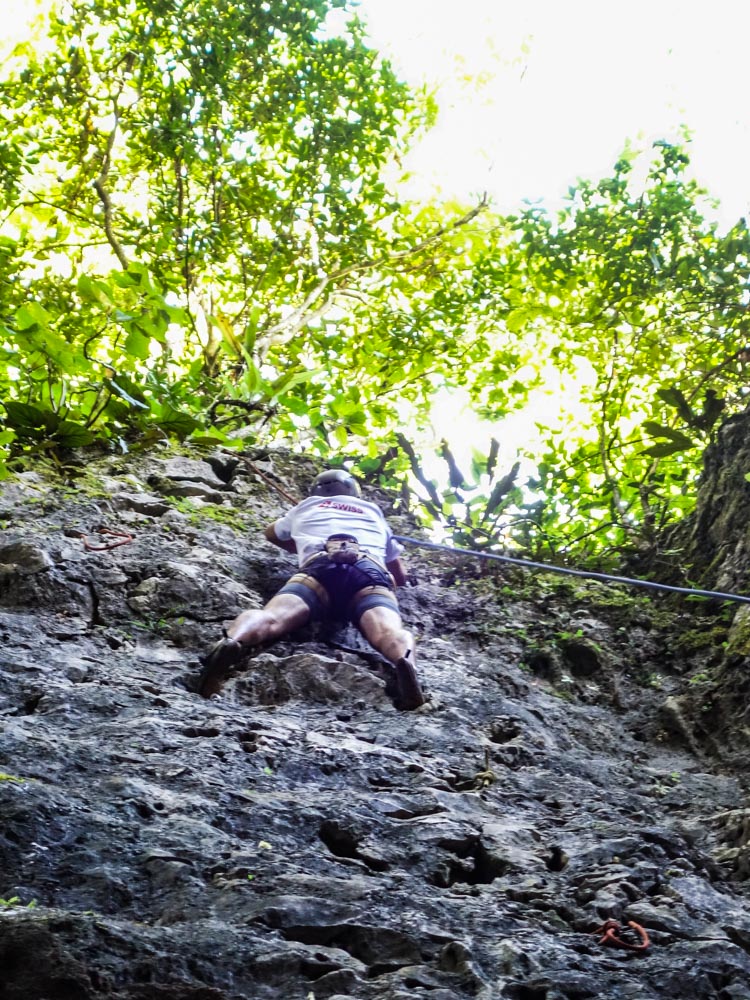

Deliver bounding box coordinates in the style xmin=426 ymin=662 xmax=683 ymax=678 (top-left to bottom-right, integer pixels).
xmin=301 ymin=544 xmax=390 ymax=576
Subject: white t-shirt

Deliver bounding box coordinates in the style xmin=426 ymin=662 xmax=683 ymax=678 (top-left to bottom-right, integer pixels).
xmin=272 ymin=494 xmax=404 ymax=567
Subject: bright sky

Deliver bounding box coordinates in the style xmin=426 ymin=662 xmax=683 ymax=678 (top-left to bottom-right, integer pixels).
xmin=6 ymin=0 xmax=746 ymax=222
xmin=357 ymin=0 xmax=750 ymax=476
xmin=358 ymin=0 xmax=750 ymax=227
xmin=3 ymin=0 xmax=35 ymax=38
xmin=4 ymin=0 xmax=748 ymax=481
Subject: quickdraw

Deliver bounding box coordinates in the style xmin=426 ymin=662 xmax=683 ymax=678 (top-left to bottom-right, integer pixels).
xmin=78 ymin=527 xmax=134 ymax=552
xmin=593 ymin=919 xmax=650 ymax=952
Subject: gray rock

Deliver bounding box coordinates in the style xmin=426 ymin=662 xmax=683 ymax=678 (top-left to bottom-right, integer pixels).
xmin=0 ymin=539 xmax=53 ymax=575
xmin=161 ymin=456 xmax=228 ymax=487
xmin=110 ymin=491 xmax=173 ymax=516
xmin=1 ymin=446 xmax=750 ymax=1000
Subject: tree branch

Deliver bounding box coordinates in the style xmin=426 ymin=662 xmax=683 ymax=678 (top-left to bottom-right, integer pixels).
xmin=255 ymin=196 xmax=489 ymax=358
xmin=93 ymin=177 xmax=129 ymax=268
xmin=396 ymin=432 xmax=443 ymax=516
xmin=92 ymin=76 xmax=130 ymax=268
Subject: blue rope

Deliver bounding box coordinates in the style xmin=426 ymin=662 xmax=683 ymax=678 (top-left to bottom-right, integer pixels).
xmin=393 ymin=535 xmax=750 ymax=606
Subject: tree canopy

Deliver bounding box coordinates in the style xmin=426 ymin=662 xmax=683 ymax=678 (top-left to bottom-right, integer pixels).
xmin=445 ymin=144 xmax=750 ymax=562
xmin=2 ymin=1 xmax=749 ymax=568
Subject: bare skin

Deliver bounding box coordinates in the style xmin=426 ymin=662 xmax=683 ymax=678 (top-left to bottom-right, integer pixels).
xmin=227 ymin=592 xmax=311 ymax=646
xmin=248 ymin=523 xmax=412 ymax=662
xmin=199 ymin=519 xmax=422 ymax=706
xmin=226 ymin=592 xmax=414 ymax=667
xmin=357 ymin=604 xmax=413 ymax=664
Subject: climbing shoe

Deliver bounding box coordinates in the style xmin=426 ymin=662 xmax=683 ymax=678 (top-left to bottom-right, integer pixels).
xmin=394 ymin=655 xmax=425 ymax=711
xmin=196 ymin=636 xmax=244 ymax=698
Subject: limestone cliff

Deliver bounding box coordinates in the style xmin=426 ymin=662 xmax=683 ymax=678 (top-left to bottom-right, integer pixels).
xmin=660 ymin=402 xmax=750 ymax=781
xmin=1 ymin=444 xmax=750 ymax=1000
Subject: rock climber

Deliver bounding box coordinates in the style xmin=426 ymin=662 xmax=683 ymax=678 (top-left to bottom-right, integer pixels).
xmin=196 ymin=468 xmax=425 ymax=710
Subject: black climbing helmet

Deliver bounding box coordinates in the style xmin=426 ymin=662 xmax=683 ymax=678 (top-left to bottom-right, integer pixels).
xmin=309 ymin=469 xmax=361 ymax=498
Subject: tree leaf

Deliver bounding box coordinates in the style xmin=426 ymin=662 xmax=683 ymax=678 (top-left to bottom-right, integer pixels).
xmin=656 ymin=386 xmax=694 ymax=424
xmin=52 ymin=420 xmax=95 ymax=447
xmin=108 ymin=378 xmax=149 ymax=409
xmin=15 ymin=302 xmax=51 ymax=330
xmin=3 ymin=401 xmax=57 ymax=437
xmin=642 ymin=441 xmax=694 ymax=457
xmin=280 ymin=395 xmax=310 ymax=417
xmin=124 ymin=328 xmax=151 ymax=360
xmin=642 ymin=422 xmax=694 ymax=449
xmin=150 ymin=404 xmax=201 ymax=439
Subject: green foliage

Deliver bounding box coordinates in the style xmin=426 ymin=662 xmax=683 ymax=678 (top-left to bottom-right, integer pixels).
xmin=0 ymin=0 xmax=473 ymax=473
xmin=2 ymin=3 xmax=749 ymax=567
xmin=510 ymin=146 xmax=746 ymax=558
xmin=394 ymin=143 xmax=750 ymax=564
xmin=166 ymin=495 xmax=250 ymax=532
xmin=0 ymin=896 xmax=37 ymax=909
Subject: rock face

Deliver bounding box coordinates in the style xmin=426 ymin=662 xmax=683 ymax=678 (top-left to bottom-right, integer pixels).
xmin=675 ymin=402 xmax=750 ymax=595
xmin=657 ymin=403 xmax=750 ymax=777
xmin=2 ymin=446 xmax=750 ymax=999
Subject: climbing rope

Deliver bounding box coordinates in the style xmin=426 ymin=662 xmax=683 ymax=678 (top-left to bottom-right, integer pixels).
xmin=227 ymin=452 xmax=300 ymax=506
xmin=593 ymin=919 xmax=650 ymax=952
xmin=221 ymin=464 xmax=750 ymax=606
xmin=77 ymin=526 xmax=134 ymax=551
xmin=394 ymin=535 xmax=750 ymax=606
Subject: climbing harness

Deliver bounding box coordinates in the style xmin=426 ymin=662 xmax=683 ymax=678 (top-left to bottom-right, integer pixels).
xmin=213 ymin=456 xmax=750 ymax=606
xmin=324 ymin=534 xmax=361 ymax=565
xmin=394 ymin=536 xmax=750 ymax=607
xmin=593 ymin=919 xmax=650 ymax=952
xmin=78 ymin=526 xmax=134 ymax=551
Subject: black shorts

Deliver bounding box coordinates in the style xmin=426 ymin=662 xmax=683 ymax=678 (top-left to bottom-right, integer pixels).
xmin=278 ymin=555 xmax=399 ymax=624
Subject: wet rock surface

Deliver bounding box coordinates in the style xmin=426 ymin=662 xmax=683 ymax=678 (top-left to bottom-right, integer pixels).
xmin=1 ymin=447 xmax=750 ymax=999
xmin=655 ymin=402 xmax=750 ymax=826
